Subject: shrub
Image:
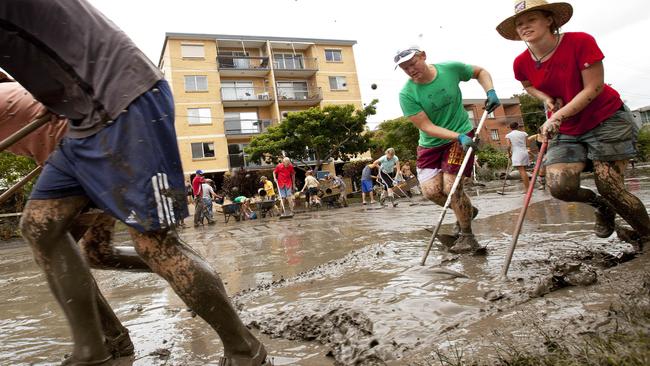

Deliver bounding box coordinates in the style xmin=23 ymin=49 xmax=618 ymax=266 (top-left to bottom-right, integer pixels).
xmin=476 ymin=145 xmax=509 ymax=169
xmin=342 ymin=159 xmax=373 ymax=183
xmin=637 ymin=126 xmax=650 ymax=161
xmin=221 ymin=169 xmax=262 ymax=199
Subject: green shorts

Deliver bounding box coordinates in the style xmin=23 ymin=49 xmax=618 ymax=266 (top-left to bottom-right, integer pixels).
xmin=544 ymin=107 xmax=639 ymax=166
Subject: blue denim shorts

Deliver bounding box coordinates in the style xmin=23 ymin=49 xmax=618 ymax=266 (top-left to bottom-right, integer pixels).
xmin=278 ymin=186 xmax=293 ymax=198
xmin=31 ymin=80 xmax=189 ymax=232
xmin=544 ymin=106 xmax=639 ymax=166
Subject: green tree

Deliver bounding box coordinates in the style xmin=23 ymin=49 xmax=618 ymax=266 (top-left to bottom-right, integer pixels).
xmin=370 ymin=116 xmax=419 ymax=161
xmin=0 ymin=152 xmax=38 ymax=212
xmin=637 ymin=125 xmax=650 ymax=161
xmin=514 ymin=93 xmax=545 ymax=135
xmin=246 ymin=101 xmax=377 ymax=170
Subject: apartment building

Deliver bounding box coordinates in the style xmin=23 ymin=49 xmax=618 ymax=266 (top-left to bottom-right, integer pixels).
xmin=463 ymin=98 xmax=526 ymax=150
xmin=158 ymin=33 xmax=363 ymax=179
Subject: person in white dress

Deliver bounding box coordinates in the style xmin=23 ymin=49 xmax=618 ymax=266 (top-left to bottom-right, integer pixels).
xmin=505 ymin=122 xmax=530 ymax=191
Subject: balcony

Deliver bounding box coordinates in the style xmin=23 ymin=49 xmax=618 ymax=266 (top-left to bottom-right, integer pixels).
xmin=220 ymin=86 xmax=274 ymax=107
xmin=273 ymin=57 xmax=318 ymax=77
xmin=277 ymin=87 xmax=323 ymax=107
xmin=224 ymin=119 xmax=273 ymax=136
xmin=217 ymin=55 xmax=270 ymax=77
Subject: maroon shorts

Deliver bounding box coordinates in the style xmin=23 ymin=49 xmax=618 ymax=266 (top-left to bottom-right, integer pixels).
xmin=416 ymin=131 xmax=475 ymax=178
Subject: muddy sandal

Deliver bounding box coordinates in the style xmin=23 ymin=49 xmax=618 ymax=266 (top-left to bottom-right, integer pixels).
xmin=218 ymin=343 xmax=271 ymax=366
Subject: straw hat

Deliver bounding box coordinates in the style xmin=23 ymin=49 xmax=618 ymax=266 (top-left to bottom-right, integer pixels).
xmin=496 ymin=0 xmax=573 ymax=40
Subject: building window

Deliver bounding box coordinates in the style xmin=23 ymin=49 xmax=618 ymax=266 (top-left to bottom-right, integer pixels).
xmin=187 ymin=108 xmax=212 ymax=125
xmin=221 ymin=81 xmax=257 ymax=100
xmin=273 ymin=53 xmax=304 ymax=69
xmin=191 ymin=142 xmax=215 ymax=159
xmin=490 ymin=129 xmax=500 ymax=141
xmin=325 ymin=49 xmax=342 ymax=62
xmin=184 ymin=75 xmax=208 ymax=92
xmin=328 ymin=76 xmax=347 ymax=91
xmin=277 ymin=81 xmax=308 ymax=100
xmin=181 ymin=44 xmax=205 ymax=58
xmin=466 ymin=109 xmax=475 ymax=123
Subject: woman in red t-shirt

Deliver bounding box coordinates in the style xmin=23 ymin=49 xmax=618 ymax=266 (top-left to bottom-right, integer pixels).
xmin=497 ymin=0 xmax=648 ymax=247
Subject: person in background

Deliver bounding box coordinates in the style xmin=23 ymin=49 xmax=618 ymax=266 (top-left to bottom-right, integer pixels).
xmin=327 ymin=174 xmax=349 ymax=207
xmin=374 ymin=148 xmax=401 ymax=207
xmin=360 ymin=162 xmax=377 ymax=205
xmin=497 ymin=0 xmax=649 ymax=249
xmin=300 ymin=170 xmax=321 ymax=208
xmin=505 ymin=122 xmax=530 ymax=191
xmin=192 ymin=170 xmax=207 ymax=227
xmin=273 ymin=157 xmax=296 ymax=213
xmin=201 ymin=179 xmax=219 ymax=224
xmin=260 ymin=175 xmax=276 ymax=200
xmin=233 ymin=195 xmax=256 ymax=220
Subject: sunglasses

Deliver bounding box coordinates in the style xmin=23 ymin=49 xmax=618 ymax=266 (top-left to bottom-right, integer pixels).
xmin=393 ymin=49 xmax=420 ymax=63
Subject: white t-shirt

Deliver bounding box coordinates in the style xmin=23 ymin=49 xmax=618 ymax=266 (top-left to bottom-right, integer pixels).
xmin=201 ymin=183 xmax=215 ymax=199
xmin=505 ymin=130 xmax=529 ymax=167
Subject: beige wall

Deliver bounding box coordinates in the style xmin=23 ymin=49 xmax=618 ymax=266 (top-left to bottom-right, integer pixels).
xmin=313 ymin=44 xmax=362 ymax=108
xmin=163 ymin=37 xmax=364 ymax=177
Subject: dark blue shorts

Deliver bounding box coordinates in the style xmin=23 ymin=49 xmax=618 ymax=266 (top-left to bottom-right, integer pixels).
xmin=361 ymin=180 xmax=373 ymax=193
xmin=31 ymin=80 xmax=189 ymax=232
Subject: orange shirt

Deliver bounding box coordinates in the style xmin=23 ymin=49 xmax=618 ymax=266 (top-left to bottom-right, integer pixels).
xmin=0 ymin=81 xmax=67 ymax=165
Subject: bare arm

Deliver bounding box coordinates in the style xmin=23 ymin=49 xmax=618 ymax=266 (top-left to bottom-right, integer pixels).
xmin=408 ymin=112 xmax=460 ymax=140
xmin=551 ymin=62 xmax=605 ymax=123
xmin=472 ymin=65 xmax=495 ymax=92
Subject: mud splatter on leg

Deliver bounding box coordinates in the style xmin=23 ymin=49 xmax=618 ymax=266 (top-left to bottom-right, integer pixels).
xmin=130 ymin=228 xmax=263 ymax=359
xmin=595 ymin=160 xmax=650 ymax=237
xmin=20 ymin=197 xmax=110 ymax=363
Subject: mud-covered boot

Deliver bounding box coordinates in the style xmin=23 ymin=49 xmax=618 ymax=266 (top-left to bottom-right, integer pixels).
xmin=107 ymin=329 xmax=135 ymax=358
xmin=538 ymin=176 xmax=546 ymax=190
xmin=591 ymin=196 xmax=616 ymax=238
xmin=390 ymin=195 xmax=398 ymax=207
xmin=379 ymin=192 xmax=386 ymax=207
xmin=452 ymin=206 xmax=479 ymax=237
xmin=449 ymin=233 xmax=481 ymax=254
xmin=615 ymin=226 xmax=648 ymax=252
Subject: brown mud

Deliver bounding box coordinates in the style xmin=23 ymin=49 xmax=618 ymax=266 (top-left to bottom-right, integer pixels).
xmin=0 ymin=169 xmax=649 ymax=365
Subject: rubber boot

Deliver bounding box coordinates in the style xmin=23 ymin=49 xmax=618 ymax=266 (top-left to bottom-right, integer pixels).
xmin=449 ymin=233 xmax=481 ymax=254
xmin=591 ymin=196 xmax=616 ymax=238
xmin=452 ymin=206 xmax=479 ymax=237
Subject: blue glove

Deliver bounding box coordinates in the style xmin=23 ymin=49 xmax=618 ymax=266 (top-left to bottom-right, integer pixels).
xmin=457 ymin=134 xmax=478 ymax=152
xmin=485 ymin=89 xmax=501 ymax=113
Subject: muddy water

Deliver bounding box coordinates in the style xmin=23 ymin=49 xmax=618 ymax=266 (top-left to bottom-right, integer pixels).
xmin=0 ymin=174 xmax=648 ymax=365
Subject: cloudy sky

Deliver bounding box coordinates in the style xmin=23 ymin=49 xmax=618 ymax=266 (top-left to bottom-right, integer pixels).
xmin=88 ymin=0 xmax=650 ymax=128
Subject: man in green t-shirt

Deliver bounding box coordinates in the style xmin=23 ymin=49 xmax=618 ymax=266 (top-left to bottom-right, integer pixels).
xmin=396 ymin=46 xmax=501 ymax=253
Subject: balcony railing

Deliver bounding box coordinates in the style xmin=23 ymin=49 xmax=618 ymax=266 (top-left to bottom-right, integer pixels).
xmin=217 ymin=55 xmax=270 ymax=70
xmin=276 ymin=87 xmax=322 ymax=105
xmin=224 ymin=119 xmax=272 ymax=136
xmin=220 ymin=86 xmax=274 ymax=107
xmin=272 ymin=56 xmax=318 ymax=71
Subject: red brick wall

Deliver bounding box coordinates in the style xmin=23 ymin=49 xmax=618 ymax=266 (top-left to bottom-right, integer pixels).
xmin=464 ymin=102 xmax=525 ymax=152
